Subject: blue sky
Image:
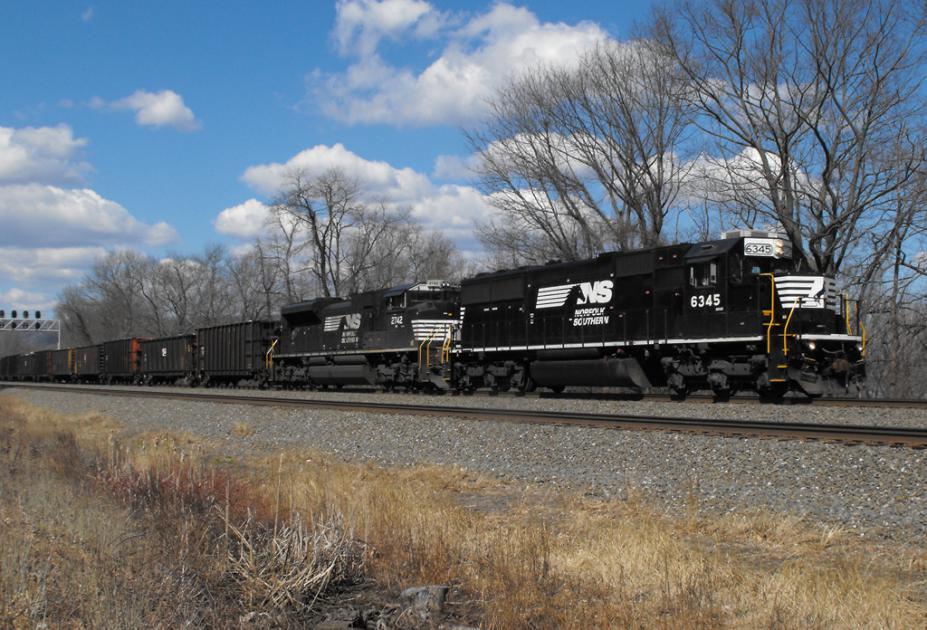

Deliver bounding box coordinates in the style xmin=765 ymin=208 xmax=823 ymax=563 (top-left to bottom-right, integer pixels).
xmin=0 ymin=1 xmax=653 ymax=313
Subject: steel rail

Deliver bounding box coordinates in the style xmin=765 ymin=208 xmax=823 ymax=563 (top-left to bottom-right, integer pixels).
xmin=3 ymin=382 xmax=925 ymax=449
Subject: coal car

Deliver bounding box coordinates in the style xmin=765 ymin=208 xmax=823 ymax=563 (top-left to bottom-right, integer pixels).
xmin=197 ymin=321 xmax=276 ymax=387
xmin=102 ymin=338 xmax=144 ymax=384
xmin=73 ymin=345 xmax=102 ymax=382
xmin=140 ymin=335 xmax=196 ymax=385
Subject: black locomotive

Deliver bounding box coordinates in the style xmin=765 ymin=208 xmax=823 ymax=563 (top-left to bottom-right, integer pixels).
xmin=1 ymin=230 xmax=865 ymax=399
xmin=452 ymin=230 xmax=863 ymax=398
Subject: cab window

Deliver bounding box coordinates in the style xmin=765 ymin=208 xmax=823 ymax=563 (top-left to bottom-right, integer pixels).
xmin=387 ymin=293 xmax=405 ymax=309
xmin=688 ymin=260 xmax=718 ymax=287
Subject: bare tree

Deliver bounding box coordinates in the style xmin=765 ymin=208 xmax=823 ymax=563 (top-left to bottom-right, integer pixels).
xmin=469 ymin=39 xmax=693 ymax=263
xmin=277 ymin=168 xmax=362 ymax=297
xmin=654 ymin=0 xmax=927 ymax=274
xmin=266 ymin=208 xmax=308 ymax=303
xmin=341 ymin=203 xmax=408 ymax=294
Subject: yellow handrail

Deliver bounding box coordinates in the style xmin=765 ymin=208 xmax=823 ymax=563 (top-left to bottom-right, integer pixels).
xmin=782 ymin=297 xmax=801 ymax=356
xmin=760 ymin=273 xmax=777 ymax=354
xmin=265 ymin=338 xmax=278 ymax=370
xmin=418 ymin=329 xmax=436 ymax=372
xmin=843 ymin=293 xmax=853 ymax=335
xmin=441 ymin=328 xmax=452 ymax=364
xmin=860 ymin=320 xmax=867 ymax=357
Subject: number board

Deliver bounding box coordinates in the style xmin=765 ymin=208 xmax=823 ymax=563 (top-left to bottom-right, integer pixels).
xmin=689 ymin=292 xmax=723 ymax=310
xmin=744 ymin=237 xmax=790 ymax=258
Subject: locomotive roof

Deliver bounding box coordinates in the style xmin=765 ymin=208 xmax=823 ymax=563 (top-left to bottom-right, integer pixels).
xmin=280 ymin=297 xmax=344 ymax=317
xmin=463 ymin=243 xmax=693 ymax=285
xmin=683 ymin=237 xmax=741 ymax=262
xmin=383 ymin=280 xmax=458 ymax=297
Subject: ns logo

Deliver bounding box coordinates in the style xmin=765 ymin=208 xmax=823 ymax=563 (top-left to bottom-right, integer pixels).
xmin=576 ymin=280 xmax=613 ymax=305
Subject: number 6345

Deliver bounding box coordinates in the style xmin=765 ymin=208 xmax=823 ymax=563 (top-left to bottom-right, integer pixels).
xmin=690 ymin=293 xmax=721 ymax=308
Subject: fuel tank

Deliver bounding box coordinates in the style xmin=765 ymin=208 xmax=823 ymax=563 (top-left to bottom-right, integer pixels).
xmin=530 ymin=357 xmax=651 ymax=391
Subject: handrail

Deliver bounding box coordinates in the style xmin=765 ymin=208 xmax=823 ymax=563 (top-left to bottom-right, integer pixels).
xmin=426 ymin=335 xmax=435 ymax=370
xmin=760 ymin=273 xmax=777 ymax=353
xmin=264 ymin=338 xmax=278 ymax=370
xmin=860 ymin=320 xmax=867 ymax=357
xmin=843 ymin=293 xmax=853 ymax=335
xmin=418 ymin=329 xmax=437 ymax=372
xmin=441 ymin=327 xmax=453 ymax=364
xmin=782 ymin=296 xmax=802 ymax=356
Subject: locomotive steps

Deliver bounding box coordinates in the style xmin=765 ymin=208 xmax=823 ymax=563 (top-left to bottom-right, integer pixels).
xmin=5 ymin=382 xmax=926 ymax=449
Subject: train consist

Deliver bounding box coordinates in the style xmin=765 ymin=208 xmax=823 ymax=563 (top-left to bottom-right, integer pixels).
xmin=0 ymin=230 xmax=866 ymax=399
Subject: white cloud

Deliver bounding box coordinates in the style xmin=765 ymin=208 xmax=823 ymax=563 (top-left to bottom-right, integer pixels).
xmin=108 ymin=89 xmax=200 ymax=131
xmin=408 ymin=183 xmax=493 ymax=247
xmin=0 ymin=125 xmax=89 ymax=185
xmin=82 ymin=7 xmax=93 ymax=22
xmin=432 ymin=153 xmax=479 ymax=180
xmin=0 ymin=287 xmax=59 ymax=313
xmin=0 ymin=124 xmax=181 ymax=310
xmin=334 ymin=0 xmax=441 ymax=56
xmin=214 ymin=198 xmax=272 ymax=239
xmin=241 ymin=142 xmax=432 ymax=200
xmin=315 ymin=2 xmax=608 ymax=126
xmin=224 ymin=144 xmax=494 ymax=245
xmin=0 ymin=246 xmax=104 ymax=284
xmin=0 ymin=184 xmax=177 ymax=248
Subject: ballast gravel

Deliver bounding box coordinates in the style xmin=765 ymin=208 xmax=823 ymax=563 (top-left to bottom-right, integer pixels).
xmin=5 ymin=386 xmax=926 ymax=542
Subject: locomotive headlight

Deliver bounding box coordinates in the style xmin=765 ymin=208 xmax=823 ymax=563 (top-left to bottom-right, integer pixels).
xmin=805 ymin=340 xmax=817 ymax=351
xmin=856 ymin=343 xmax=863 ymax=351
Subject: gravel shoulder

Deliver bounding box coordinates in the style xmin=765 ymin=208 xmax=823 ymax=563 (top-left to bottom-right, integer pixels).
xmin=5 ymin=387 xmax=925 ymax=543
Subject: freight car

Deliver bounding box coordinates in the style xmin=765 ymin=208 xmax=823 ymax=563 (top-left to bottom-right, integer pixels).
xmin=74 ymin=345 xmax=102 ymax=382
xmin=140 ymin=335 xmax=196 ymax=385
xmin=103 ymin=338 xmax=144 ymax=384
xmin=0 ymin=355 xmax=14 ymax=380
xmin=13 ymin=351 xmax=49 ymax=381
xmin=197 ymin=321 xmax=276 ymax=387
xmin=49 ymin=348 xmax=73 ymax=381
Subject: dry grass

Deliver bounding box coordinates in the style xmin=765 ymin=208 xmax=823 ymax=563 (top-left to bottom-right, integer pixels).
xmin=0 ymin=395 xmax=924 ymax=628
xmin=230 ymin=420 xmax=255 ymax=438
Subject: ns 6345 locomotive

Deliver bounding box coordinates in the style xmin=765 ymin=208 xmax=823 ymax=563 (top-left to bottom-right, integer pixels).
xmin=272 ymin=229 xmax=864 ymax=399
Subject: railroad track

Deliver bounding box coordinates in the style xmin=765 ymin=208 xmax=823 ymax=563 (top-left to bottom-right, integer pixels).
xmin=534 ymin=391 xmax=927 ymax=409
xmin=3 ymin=382 xmax=926 ymax=449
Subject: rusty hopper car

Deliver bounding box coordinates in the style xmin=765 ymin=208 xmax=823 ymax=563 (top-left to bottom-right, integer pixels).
xmin=103 ymin=338 xmax=144 ymax=383
xmin=50 ymin=349 xmax=73 ymax=381
xmin=140 ymin=335 xmax=196 ymax=385
xmin=74 ymin=345 xmax=102 ymax=381
xmin=196 ymin=320 xmax=276 ymax=387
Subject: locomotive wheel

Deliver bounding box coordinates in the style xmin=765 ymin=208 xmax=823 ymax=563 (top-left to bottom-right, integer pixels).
xmin=758 ymin=383 xmax=787 ymax=403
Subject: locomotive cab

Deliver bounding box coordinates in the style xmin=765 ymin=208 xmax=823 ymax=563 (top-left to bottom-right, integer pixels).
xmin=699 ymin=230 xmax=865 ymax=396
